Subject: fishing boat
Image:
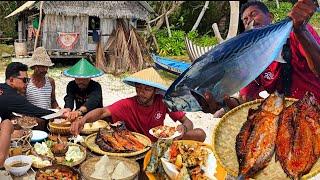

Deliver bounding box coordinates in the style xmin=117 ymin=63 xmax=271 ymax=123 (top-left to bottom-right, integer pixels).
xmin=152 ymin=54 xmax=191 ymax=75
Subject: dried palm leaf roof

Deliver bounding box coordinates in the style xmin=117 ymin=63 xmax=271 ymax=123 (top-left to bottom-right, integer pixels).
xmin=41 ymin=1 xmax=153 ymax=21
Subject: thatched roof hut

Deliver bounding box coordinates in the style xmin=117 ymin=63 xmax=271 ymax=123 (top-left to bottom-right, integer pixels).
xmin=41 ymin=1 xmax=153 ymax=21
xmin=6 ymin=1 xmax=154 ymax=58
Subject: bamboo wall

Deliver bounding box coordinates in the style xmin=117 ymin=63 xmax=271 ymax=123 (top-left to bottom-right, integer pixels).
xmin=42 ymin=14 xmax=88 ymax=52
xmin=41 ymin=15 xmax=135 ymax=53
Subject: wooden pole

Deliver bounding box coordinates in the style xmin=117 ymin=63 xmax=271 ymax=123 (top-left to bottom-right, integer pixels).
xmin=34 ymin=1 xmax=44 ymax=51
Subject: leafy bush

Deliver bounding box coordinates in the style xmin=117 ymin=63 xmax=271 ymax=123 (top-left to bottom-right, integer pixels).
xmin=265 ymin=1 xmax=320 ymax=33
xmin=187 ymin=30 xmax=218 ymax=47
xmin=264 ymin=1 xmax=293 ymax=22
xmin=156 ymin=29 xmax=187 ymax=56
xmin=156 ymin=29 xmax=218 ymax=56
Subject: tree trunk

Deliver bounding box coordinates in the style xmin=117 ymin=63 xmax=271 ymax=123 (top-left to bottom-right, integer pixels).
xmin=212 ymin=1 xmax=239 ymax=43
xmin=165 ymin=13 xmax=172 ymax=37
xmin=152 ymin=1 xmax=184 ymax=31
xmin=147 ymin=23 xmax=159 ymax=52
xmin=34 ymin=1 xmax=44 ymax=51
xmin=212 ymin=23 xmax=224 ymax=43
xmin=191 ymin=1 xmax=210 ymax=32
xmin=226 ymin=1 xmax=239 ymax=40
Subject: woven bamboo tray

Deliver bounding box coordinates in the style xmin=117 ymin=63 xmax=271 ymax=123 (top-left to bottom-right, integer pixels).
xmin=80 ymin=120 xmax=109 ymax=135
xmin=80 ymin=156 xmax=140 ymax=180
xmin=48 ymin=122 xmax=71 ymax=135
xmin=85 ymin=132 xmax=151 ymax=157
xmin=143 ymin=140 xmax=216 ymax=180
xmin=212 ymin=98 xmax=320 ymax=179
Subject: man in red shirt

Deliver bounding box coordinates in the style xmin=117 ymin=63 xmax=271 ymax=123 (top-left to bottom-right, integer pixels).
xmin=203 ymin=0 xmax=320 ymax=114
xmin=70 ymin=68 xmax=206 ymax=142
xmin=239 ymin=0 xmax=320 ymax=102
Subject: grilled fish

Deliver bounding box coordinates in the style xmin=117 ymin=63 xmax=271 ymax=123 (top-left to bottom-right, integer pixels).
xmin=276 ymin=92 xmax=320 ymax=179
xmin=164 ymin=18 xmax=293 ymax=112
xmin=236 ymin=92 xmax=284 ymax=178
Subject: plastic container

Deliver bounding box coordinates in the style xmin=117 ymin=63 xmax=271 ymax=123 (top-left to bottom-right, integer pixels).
xmin=14 ymin=39 xmax=28 ymax=57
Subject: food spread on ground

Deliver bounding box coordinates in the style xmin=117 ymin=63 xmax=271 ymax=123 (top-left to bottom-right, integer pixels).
xmin=89 ymin=155 xmax=135 ymax=179
xmin=48 ymin=134 xmax=68 ymax=143
xmin=36 ymin=166 xmax=78 ymax=180
xmin=82 ymin=120 xmax=109 ymax=131
xmin=11 ymin=129 xmax=29 ymax=139
xmin=145 ymin=140 xmax=216 ymax=180
xmin=149 ymin=125 xmax=181 ymax=139
xmin=15 ymin=116 xmax=38 ymax=129
xmin=52 ymin=118 xmax=71 ymax=125
xmin=95 ymin=121 xmax=146 ymax=153
xmin=235 ymin=92 xmax=320 ymax=179
xmin=27 ymin=140 xmax=85 ymax=168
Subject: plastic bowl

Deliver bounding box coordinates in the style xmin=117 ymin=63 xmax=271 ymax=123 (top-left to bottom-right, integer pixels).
xmin=4 ymin=155 xmax=32 ymax=176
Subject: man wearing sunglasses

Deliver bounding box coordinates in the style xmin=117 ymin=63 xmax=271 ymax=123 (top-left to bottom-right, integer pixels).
xmin=0 ymin=62 xmax=56 ymax=120
xmin=0 ymin=62 xmax=61 ymax=167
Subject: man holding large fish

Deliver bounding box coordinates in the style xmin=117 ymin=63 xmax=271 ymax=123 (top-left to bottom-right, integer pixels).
xmin=207 ymin=0 xmax=319 ymax=113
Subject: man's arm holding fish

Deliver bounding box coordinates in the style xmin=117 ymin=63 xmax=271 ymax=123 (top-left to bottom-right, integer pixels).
xmin=289 ymin=0 xmax=320 ymax=76
xmin=202 ymin=0 xmax=320 ymax=115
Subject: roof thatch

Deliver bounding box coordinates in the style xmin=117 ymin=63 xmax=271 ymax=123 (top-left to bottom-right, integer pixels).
xmin=41 ymin=1 xmax=153 ymax=21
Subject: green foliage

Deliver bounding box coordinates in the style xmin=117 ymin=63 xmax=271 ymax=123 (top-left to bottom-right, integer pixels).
xmin=264 ymin=1 xmax=320 ymax=33
xmin=263 ymin=1 xmax=293 ymax=22
xmin=156 ymin=29 xmax=187 ymax=56
xmin=156 ymin=29 xmax=218 ymax=56
xmin=0 ymin=1 xmax=21 ymax=39
xmin=187 ymin=30 xmax=218 ymax=46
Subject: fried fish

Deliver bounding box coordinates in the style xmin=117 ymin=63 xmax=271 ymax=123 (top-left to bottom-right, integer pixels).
xmin=236 ymin=92 xmax=284 ymax=179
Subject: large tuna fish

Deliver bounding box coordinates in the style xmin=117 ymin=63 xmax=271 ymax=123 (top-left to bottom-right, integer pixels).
xmin=164 ymin=18 xmax=293 ymax=112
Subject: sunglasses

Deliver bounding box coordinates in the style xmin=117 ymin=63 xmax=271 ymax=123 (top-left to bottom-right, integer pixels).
xmin=15 ymin=77 xmax=30 ymax=83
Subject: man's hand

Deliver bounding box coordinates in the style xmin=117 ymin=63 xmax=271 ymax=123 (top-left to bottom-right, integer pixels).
xmin=66 ymin=111 xmax=82 ymax=122
xmin=174 ymin=124 xmax=186 ymax=140
xmin=70 ymin=118 xmax=86 ymax=135
xmin=1 ymin=119 xmax=14 ymax=134
xmin=203 ymin=91 xmax=240 ymax=114
xmin=288 ymin=0 xmax=317 ymax=29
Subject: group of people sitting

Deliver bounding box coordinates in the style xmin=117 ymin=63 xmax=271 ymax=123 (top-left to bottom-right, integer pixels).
xmin=0 ymin=46 xmax=207 ymax=167
xmin=0 ymin=0 xmax=319 ymax=169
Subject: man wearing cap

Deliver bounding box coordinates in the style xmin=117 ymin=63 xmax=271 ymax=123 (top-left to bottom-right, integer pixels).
xmin=63 ymin=58 xmax=104 ymax=120
xmin=26 ymin=47 xmax=60 ymax=109
xmin=70 ymin=67 xmax=206 ymax=142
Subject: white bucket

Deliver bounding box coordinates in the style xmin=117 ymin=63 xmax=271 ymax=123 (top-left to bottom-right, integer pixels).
xmin=14 ymin=39 xmax=27 ymax=57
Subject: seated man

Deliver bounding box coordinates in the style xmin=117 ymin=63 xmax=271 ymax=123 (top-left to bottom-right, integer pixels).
xmin=70 ymin=68 xmax=206 ymax=142
xmin=64 ymin=58 xmax=104 ymax=120
xmin=0 ymin=119 xmax=14 ymax=167
xmin=26 ymin=47 xmax=59 ymax=109
xmin=0 ymin=62 xmax=56 ymax=120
